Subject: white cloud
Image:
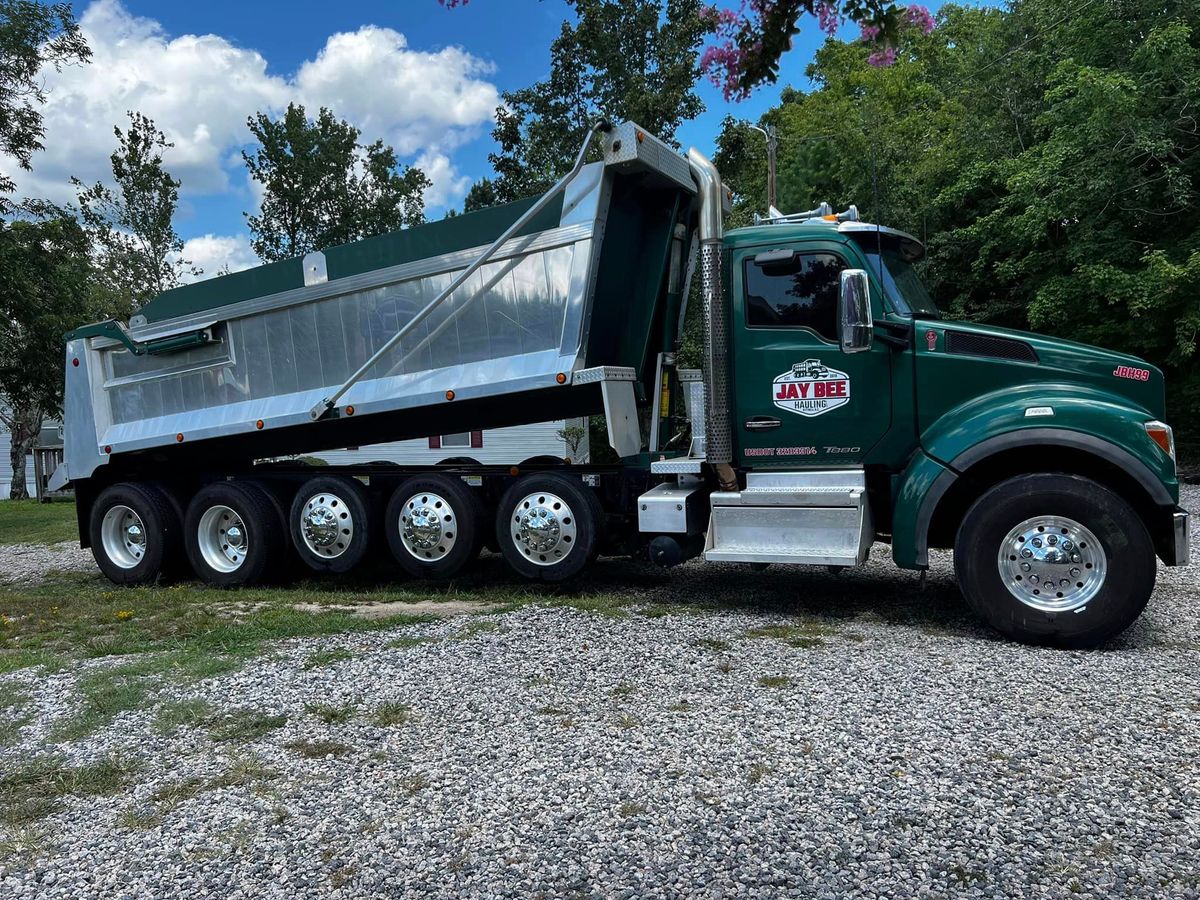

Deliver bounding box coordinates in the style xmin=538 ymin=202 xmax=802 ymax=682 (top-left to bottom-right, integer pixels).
xmin=177 ymin=234 xmax=258 ymax=282
xmin=415 ymin=150 xmax=473 ymax=208
xmin=2 ymin=0 xmax=499 ymax=222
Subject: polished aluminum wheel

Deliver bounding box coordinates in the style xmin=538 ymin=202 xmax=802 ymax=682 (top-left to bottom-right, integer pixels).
xmin=299 ymin=492 xmax=354 ymax=559
xmin=399 ymin=492 xmax=457 ymax=561
xmin=197 ymin=504 xmax=248 ymax=573
xmin=511 ymin=491 xmax=577 ymax=566
xmin=99 ymin=504 xmax=147 ymax=569
xmin=997 ymin=515 xmax=1107 ymax=612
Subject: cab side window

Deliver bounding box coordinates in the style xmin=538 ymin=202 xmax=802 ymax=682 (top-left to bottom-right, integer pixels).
xmin=744 ymin=251 xmax=846 ymax=342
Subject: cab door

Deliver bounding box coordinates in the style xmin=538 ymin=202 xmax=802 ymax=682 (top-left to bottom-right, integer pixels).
xmin=730 ymin=240 xmax=892 ymax=467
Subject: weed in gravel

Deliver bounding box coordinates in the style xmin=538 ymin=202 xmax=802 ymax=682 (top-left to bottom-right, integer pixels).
xmin=537 ymin=705 xmax=569 ymax=716
xmin=0 ymin=753 xmax=137 ymax=826
xmin=303 ymin=648 xmax=354 ymax=669
xmin=454 ymin=619 xmax=502 ymax=640
xmin=637 ymin=603 xmax=704 ymax=619
xmin=611 ymin=682 xmax=635 ymax=697
xmin=615 ymin=712 xmax=640 ymax=729
xmin=618 ymin=801 xmax=647 ymax=817
xmin=746 ymin=762 xmax=774 ymax=784
xmin=53 ymin=667 xmax=160 ymax=741
xmin=0 ymin=711 xmax=32 ymax=747
xmin=667 ymin=700 xmax=693 ymax=712
xmin=0 ymin=823 xmax=50 ymax=863
xmin=207 ymin=708 xmax=288 ymax=742
xmin=757 ymin=675 xmax=794 ymax=689
xmin=154 ymin=698 xmax=216 ymax=735
xmin=329 ymin=864 xmax=359 ymax=889
xmin=743 ymin=622 xmax=837 ymax=646
xmin=144 ymin=753 xmax=274 ymax=816
xmin=118 ymin=805 xmax=163 ymax=830
xmin=373 ymin=702 xmax=411 ymax=727
xmin=399 ymin=773 xmax=429 ymax=795
xmin=693 ymin=637 xmax=731 ymax=652
xmin=305 ymin=702 xmax=355 ymax=725
xmin=715 ymin=659 xmax=734 ymax=674
xmin=286 ymin=739 xmax=352 ymax=759
xmin=150 ymin=776 xmax=208 ymax=807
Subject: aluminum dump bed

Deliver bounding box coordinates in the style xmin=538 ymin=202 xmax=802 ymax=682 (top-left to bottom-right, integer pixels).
xmin=56 ymin=123 xmax=701 ymax=487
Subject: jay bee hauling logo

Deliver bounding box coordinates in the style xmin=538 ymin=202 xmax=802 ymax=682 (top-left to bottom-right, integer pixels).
xmin=773 ymin=359 xmax=851 ymax=417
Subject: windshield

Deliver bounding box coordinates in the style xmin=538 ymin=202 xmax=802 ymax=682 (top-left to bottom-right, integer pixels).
xmin=854 ymin=238 xmax=940 ymax=317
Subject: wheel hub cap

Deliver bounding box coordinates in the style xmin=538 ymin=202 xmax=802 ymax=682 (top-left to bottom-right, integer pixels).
xmin=300 ymin=493 xmax=353 ymax=559
xmin=197 ymin=505 xmax=248 ymax=573
xmin=512 ymin=492 xmax=577 ymax=566
xmin=998 ymin=515 xmax=1107 ymax=612
xmin=100 ymin=505 xmax=147 ymax=570
xmin=400 ymin=493 xmax=457 ymax=560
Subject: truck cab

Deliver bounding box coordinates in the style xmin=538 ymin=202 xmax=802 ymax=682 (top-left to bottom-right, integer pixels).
xmin=683 ymin=202 xmax=1188 ymax=646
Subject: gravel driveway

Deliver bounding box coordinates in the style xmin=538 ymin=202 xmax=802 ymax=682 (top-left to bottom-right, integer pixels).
xmin=2 ymin=487 xmax=1198 ymax=899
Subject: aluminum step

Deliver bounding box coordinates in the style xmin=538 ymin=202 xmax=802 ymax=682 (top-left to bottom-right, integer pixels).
xmin=703 ymin=469 xmax=873 ymax=566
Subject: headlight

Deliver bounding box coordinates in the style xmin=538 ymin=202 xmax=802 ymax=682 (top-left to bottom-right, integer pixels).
xmin=1144 ymin=420 xmax=1175 ymax=462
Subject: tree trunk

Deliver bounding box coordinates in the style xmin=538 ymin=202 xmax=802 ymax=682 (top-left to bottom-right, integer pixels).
xmin=7 ymin=406 xmax=42 ymax=501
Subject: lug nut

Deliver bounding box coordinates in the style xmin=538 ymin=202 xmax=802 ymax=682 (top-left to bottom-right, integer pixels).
xmin=1071 ymin=553 xmax=1082 ymax=563
xmin=1070 ymin=567 xmax=1081 ymax=578
xmin=1061 ymin=540 xmax=1073 ymax=551
xmin=1020 ymin=563 xmax=1032 ymax=572
xmin=1021 ymin=548 xmax=1033 ymax=558
xmin=1029 ymin=574 xmax=1040 ymax=584
xmin=1060 ymin=579 xmax=1070 ymax=588
xmin=1047 ymin=535 xmax=1058 ymax=546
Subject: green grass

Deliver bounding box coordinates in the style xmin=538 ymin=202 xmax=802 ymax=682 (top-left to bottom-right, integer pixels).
xmin=0 ymin=570 xmax=442 ymax=673
xmin=154 ymin=698 xmax=217 ymax=735
xmin=0 ymin=499 xmax=78 ymax=545
xmin=742 ymin=621 xmax=837 ymax=647
xmin=285 ymin=739 xmax=352 ymax=759
xmin=757 ymin=675 xmax=794 ymax=689
xmin=372 ymin=702 xmax=411 ymax=727
xmin=207 ymin=708 xmax=288 ymax=743
xmin=0 ymin=753 xmax=137 ymax=827
xmin=303 ymin=648 xmax=354 ymax=669
xmin=305 ymin=702 xmax=355 ymax=725
xmin=52 ymin=666 xmax=161 ymax=741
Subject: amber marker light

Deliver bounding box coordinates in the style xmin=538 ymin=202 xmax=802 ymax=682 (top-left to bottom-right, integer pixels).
xmin=445 ymin=390 xmax=456 ymax=401
xmin=635 ymin=129 xmax=645 ymax=143
xmin=345 ymin=405 xmax=355 ymax=416
xmin=176 ymin=433 xmax=185 ymax=442
xmin=255 ymin=419 xmax=264 ymax=430
xmin=1144 ymin=421 xmax=1176 ymax=461
xmin=555 ymin=372 xmax=567 ymax=384
xmin=509 ymin=466 xmax=520 ymax=476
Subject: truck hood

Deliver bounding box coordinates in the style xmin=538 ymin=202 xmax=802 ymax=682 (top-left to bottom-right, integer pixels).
xmin=921 ymin=319 xmax=1167 ymax=421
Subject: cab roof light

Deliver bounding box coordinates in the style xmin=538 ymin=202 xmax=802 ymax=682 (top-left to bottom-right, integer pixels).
xmin=1145 ymin=421 xmax=1175 ymax=461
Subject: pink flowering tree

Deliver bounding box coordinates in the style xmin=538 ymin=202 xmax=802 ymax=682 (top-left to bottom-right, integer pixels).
xmin=700 ymin=1 xmax=935 ymax=100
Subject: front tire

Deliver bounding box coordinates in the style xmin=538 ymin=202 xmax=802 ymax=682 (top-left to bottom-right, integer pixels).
xmin=954 ymin=474 xmax=1155 ymax=648
xmin=89 ymin=482 xmax=183 ymax=585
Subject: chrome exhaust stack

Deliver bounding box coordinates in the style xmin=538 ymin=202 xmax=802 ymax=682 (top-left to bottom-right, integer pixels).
xmin=687 ymin=147 xmax=737 ymax=492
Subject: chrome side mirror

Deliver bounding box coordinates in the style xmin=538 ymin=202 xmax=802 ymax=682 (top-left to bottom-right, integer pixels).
xmin=839 ymin=269 xmax=873 ymax=353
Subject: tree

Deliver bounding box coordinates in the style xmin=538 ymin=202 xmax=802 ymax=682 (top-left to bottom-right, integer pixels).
xmin=243 ymin=103 xmax=431 ymax=262
xmin=0 ymin=212 xmax=97 ymax=499
xmin=486 ymin=0 xmax=714 ymax=202
xmin=463 ymin=177 xmax=499 ymax=212
xmin=699 ymin=1 xmax=933 ymax=100
xmin=0 ymin=1 xmax=90 ymax=210
xmin=74 ymin=112 xmax=196 ymax=313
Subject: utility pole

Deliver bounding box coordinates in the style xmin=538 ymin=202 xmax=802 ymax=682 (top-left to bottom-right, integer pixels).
xmin=749 ymin=123 xmax=778 ymax=211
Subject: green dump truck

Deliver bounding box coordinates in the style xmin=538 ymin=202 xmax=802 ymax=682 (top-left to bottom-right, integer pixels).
xmin=54 ymin=121 xmax=1188 ymax=648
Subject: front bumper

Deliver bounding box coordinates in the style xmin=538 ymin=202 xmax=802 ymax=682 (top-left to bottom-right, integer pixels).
xmin=1169 ymin=508 xmax=1191 ymax=566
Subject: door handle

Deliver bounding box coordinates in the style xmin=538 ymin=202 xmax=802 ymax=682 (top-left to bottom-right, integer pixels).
xmin=744 ymin=416 xmax=782 ymax=431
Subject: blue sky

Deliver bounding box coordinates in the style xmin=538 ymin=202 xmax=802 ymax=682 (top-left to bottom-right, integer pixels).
xmin=3 ymin=0 xmax=989 ymax=276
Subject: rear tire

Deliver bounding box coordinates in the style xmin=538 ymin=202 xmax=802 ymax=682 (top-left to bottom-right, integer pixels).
xmin=89 ymin=482 xmax=182 ymax=585
xmin=185 ymin=481 xmax=285 ymax=587
xmin=954 ymin=474 xmax=1155 ymax=648
xmin=496 ymin=473 xmax=598 ymax=582
xmin=289 ymin=475 xmax=372 ymax=574
xmin=385 ymin=474 xmax=483 ymax=579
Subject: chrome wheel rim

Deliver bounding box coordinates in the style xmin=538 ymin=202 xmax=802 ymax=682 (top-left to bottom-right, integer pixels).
xmin=197 ymin=504 xmax=248 ymax=573
xmin=997 ymin=515 xmax=1107 ymax=612
xmin=300 ymin=492 xmax=354 ymax=559
xmin=399 ymin=492 xmax=458 ymax=561
xmin=511 ymin=491 xmax=577 ymax=566
xmin=100 ymin=505 xmax=147 ymax=569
